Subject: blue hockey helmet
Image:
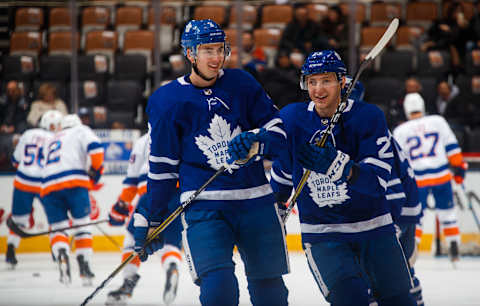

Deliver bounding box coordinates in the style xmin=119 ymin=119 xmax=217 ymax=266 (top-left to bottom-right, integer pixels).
xmin=181 ymin=19 xmax=230 ymax=56
xmin=300 ymin=50 xmax=347 ymax=90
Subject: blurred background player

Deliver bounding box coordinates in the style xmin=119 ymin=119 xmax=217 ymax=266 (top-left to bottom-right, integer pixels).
xmin=41 ymin=114 xmax=104 ymax=285
xmin=106 ymin=133 xmax=182 ymax=306
xmin=5 ymin=110 xmax=63 ymax=269
xmin=393 ymin=93 xmax=468 ymax=263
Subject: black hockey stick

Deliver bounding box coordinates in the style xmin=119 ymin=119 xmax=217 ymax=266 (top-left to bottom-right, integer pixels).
xmin=6 ymin=216 xmax=108 ymax=238
xmin=80 ymin=164 xmax=230 ymax=306
xmin=282 ymin=18 xmax=399 ymax=223
xmin=466 ymin=188 xmax=480 ymax=231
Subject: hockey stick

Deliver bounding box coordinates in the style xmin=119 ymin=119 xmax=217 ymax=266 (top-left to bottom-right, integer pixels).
xmin=282 ymin=18 xmax=399 ymax=223
xmin=6 ymin=216 xmax=108 ymax=238
xmin=465 ymin=187 xmax=480 ymax=231
xmin=80 ymin=164 xmax=229 ymax=306
xmin=95 ymin=224 xmax=122 ymax=250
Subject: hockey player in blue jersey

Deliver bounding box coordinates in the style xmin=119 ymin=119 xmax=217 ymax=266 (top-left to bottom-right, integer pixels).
xmin=245 ymin=50 xmax=416 ymax=306
xmin=133 ymin=19 xmax=290 ymax=306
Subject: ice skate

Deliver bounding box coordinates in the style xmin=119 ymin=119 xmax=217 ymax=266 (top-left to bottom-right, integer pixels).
xmin=57 ymin=248 xmax=71 ymax=285
xmin=163 ymin=262 xmax=179 ymax=305
xmin=449 ymin=241 xmax=460 ymax=268
xmin=77 ymin=254 xmax=95 ymax=286
xmin=105 ymin=274 xmax=140 ymax=306
xmin=6 ymin=243 xmax=18 ymax=270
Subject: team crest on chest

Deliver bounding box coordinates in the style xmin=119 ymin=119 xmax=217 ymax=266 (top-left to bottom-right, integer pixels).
xmin=306 ymin=170 xmax=350 ymax=208
xmin=195 ymin=114 xmax=241 ymax=171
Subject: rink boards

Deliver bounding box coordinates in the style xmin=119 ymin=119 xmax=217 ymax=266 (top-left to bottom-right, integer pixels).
xmin=1 ymin=172 xmax=479 ymax=253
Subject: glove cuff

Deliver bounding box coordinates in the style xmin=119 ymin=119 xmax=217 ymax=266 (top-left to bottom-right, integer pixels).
xmin=133 ymin=212 xmax=148 ymax=227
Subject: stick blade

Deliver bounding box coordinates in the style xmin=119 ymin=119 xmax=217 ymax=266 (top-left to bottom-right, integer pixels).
xmin=365 ymin=18 xmax=399 ymax=60
xmin=6 ymin=216 xmax=30 ymax=238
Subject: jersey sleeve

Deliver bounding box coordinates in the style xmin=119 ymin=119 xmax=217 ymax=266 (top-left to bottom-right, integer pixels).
xmin=348 ymin=106 xmax=395 ymax=198
xmin=80 ymin=126 xmax=104 ymax=170
xmin=12 ymin=133 xmax=27 ymax=167
xmin=119 ymin=137 xmax=145 ymax=203
xmin=438 ymin=117 xmax=464 ymax=167
xmin=146 ymin=92 xmax=180 ymax=222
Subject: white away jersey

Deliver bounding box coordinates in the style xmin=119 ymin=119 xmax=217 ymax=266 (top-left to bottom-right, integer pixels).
xmin=119 ymin=134 xmax=149 ymax=202
xmin=393 ymin=115 xmax=462 ymax=187
xmin=41 ymin=124 xmax=104 ymax=196
xmin=12 ymin=128 xmax=53 ymax=194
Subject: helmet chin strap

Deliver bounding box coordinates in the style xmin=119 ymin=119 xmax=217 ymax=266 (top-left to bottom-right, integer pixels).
xmin=192 ymin=60 xmax=216 ymax=82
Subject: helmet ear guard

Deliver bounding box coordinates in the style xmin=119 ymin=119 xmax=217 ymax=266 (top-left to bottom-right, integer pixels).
xmin=300 ymin=75 xmax=307 ymax=90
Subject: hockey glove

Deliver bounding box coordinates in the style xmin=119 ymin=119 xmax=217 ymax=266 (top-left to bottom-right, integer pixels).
xmin=227 ymin=128 xmax=269 ymax=165
xmin=108 ymin=200 xmax=132 ymax=226
xmin=88 ymin=165 xmax=103 ymax=184
xmin=452 ymin=162 xmax=468 ymax=184
xmin=297 ymin=141 xmax=354 ymax=184
xmin=133 ymin=208 xmax=164 ymax=262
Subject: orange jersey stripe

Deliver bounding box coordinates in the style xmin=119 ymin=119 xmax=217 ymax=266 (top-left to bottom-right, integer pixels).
xmin=443 ymin=227 xmax=460 ymax=236
xmin=41 ymin=179 xmax=91 ymax=196
xmin=137 ymin=185 xmax=147 ymax=196
xmin=119 ymin=186 xmax=138 ymax=203
xmin=90 ymin=152 xmax=104 ymax=170
xmin=448 ymin=152 xmax=464 ymax=167
xmin=416 ymin=173 xmax=452 ymax=188
xmin=13 ymin=180 xmax=41 ymax=194
xmin=75 ymin=238 xmax=93 ymax=249
xmin=51 ymin=234 xmax=69 ymax=245
xmin=122 ymin=252 xmax=141 ymax=267
xmin=161 ymin=251 xmax=182 ymax=263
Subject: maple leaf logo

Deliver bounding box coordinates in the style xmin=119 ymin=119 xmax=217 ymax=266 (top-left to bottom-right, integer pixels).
xmin=306 ymin=170 xmax=350 ymax=208
xmin=195 ymin=114 xmax=242 ymax=171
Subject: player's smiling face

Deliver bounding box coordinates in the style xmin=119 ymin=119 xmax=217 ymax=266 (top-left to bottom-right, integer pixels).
xmin=307 ymin=72 xmax=344 ymax=117
xmin=194 ymin=42 xmax=226 ymax=77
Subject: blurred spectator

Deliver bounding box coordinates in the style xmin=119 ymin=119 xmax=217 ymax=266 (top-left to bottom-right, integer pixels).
xmin=93 ymin=106 xmax=108 ymax=129
xmin=111 ymin=121 xmax=126 ymax=129
xmin=79 ymin=107 xmax=93 ymax=127
xmin=241 ymin=31 xmax=267 ymax=79
xmin=163 ymin=53 xmax=189 ymax=81
xmin=259 ymin=50 xmax=303 ymax=109
xmin=27 ymin=83 xmax=68 ymax=127
xmin=421 ymin=1 xmax=470 ymax=68
xmin=405 ymin=77 xmax=423 ymax=94
xmin=321 ymin=5 xmax=349 ymax=57
xmin=436 ymin=79 xmax=460 ymax=115
xmin=443 ymin=91 xmax=476 ymax=127
xmin=468 ymin=1 xmax=480 ymax=50
xmin=279 ymin=5 xmax=328 ymax=55
xmin=0 ymin=81 xmax=29 ymax=134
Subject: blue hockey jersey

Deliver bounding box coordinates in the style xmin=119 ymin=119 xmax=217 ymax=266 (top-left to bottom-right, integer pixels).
xmin=386 ymin=135 xmax=423 ymax=225
xmin=146 ymin=69 xmax=286 ymax=219
xmin=270 ymin=99 xmax=397 ymax=243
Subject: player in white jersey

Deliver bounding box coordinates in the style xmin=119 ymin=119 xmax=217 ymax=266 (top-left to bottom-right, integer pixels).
xmin=5 ymin=110 xmax=63 ymax=269
xmin=41 ymin=114 xmax=104 ymax=285
xmin=393 ymin=93 xmax=467 ymax=262
xmin=106 ymin=134 xmax=182 ymax=305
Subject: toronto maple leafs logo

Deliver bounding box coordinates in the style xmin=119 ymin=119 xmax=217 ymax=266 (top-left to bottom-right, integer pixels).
xmin=195 ymin=114 xmax=242 ymax=171
xmin=306 ymin=170 xmax=350 ymax=208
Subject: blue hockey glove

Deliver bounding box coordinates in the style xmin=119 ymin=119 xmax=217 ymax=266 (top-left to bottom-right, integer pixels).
xmin=227 ymin=128 xmax=269 ymax=165
xmin=297 ymin=141 xmax=354 ymax=184
xmin=88 ymin=165 xmax=103 ymax=184
xmin=108 ymin=200 xmax=132 ymax=226
xmin=133 ymin=209 xmax=164 ymax=262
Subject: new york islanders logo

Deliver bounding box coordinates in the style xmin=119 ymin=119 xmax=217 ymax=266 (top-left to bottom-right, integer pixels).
xmin=195 ymin=114 xmax=241 ymax=171
xmin=306 ymin=170 xmax=350 ymax=208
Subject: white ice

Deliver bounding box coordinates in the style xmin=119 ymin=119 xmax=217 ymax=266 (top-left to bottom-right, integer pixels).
xmin=0 ymin=252 xmax=479 ymax=306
